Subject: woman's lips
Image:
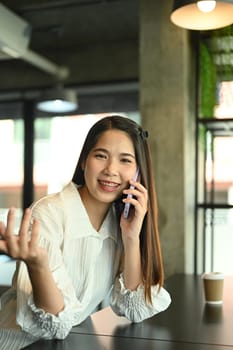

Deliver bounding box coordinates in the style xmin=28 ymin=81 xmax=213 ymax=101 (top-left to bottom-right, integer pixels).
xmin=98 ymin=180 xmax=120 ymax=192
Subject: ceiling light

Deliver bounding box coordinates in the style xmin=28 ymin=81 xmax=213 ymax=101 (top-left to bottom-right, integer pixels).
xmin=170 ymin=0 xmax=233 ymax=30
xmin=36 ymin=87 xmax=78 ymax=114
xmin=197 ymin=1 xmax=216 ymax=12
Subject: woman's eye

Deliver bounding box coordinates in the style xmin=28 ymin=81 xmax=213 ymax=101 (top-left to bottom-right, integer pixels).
xmin=121 ymin=158 xmax=132 ymax=163
xmin=95 ymin=153 xmax=107 ymax=159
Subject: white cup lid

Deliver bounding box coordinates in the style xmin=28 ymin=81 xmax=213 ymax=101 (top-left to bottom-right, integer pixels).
xmin=202 ymin=272 xmax=224 ymax=280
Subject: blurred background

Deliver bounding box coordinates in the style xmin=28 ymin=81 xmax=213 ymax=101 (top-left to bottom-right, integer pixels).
xmin=0 ymin=0 xmax=233 ymax=287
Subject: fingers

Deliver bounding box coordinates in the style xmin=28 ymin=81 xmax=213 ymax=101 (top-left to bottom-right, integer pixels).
xmin=1 ymin=207 xmax=35 ymax=260
xmin=29 ymin=218 xmax=39 ymax=251
xmin=6 ymin=208 xmax=16 ymax=236
xmin=0 ymin=216 xmax=10 ymax=254
xmin=5 ymin=208 xmax=18 ymax=256
xmin=18 ymin=208 xmax=31 ymax=253
xmin=123 ymin=182 xmax=148 ymax=204
xmin=19 ymin=208 xmax=31 ymax=233
xmin=0 ymin=221 xmax=6 ymax=237
xmin=123 ymin=182 xmax=148 ymax=217
xmin=0 ymin=222 xmax=8 ymax=253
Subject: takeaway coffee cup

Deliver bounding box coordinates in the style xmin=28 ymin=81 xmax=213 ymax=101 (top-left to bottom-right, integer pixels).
xmin=202 ymin=272 xmax=224 ymax=304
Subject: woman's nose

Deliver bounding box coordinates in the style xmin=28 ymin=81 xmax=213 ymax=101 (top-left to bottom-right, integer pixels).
xmin=103 ymin=160 xmax=117 ymax=175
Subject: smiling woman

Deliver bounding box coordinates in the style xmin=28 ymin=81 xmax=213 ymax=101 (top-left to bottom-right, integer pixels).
xmin=0 ymin=115 xmax=171 ymax=350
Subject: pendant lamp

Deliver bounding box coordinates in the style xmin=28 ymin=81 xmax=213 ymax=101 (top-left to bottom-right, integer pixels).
xmin=36 ymin=85 xmax=78 ymax=114
xmin=170 ymin=0 xmax=233 ymax=30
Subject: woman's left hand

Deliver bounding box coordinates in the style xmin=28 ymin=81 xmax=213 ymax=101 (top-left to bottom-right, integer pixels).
xmin=120 ymin=180 xmax=148 ymax=242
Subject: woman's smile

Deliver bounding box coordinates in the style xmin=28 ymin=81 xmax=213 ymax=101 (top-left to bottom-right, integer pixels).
xmin=98 ymin=179 xmax=121 ymax=192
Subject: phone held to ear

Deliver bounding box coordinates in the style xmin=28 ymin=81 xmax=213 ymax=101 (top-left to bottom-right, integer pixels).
xmin=123 ymin=167 xmax=140 ymax=219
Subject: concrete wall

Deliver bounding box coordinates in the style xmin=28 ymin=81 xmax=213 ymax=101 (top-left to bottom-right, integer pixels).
xmin=140 ymin=0 xmax=196 ymax=277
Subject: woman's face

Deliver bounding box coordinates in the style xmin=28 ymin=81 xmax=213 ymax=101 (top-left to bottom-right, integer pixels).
xmin=82 ymin=129 xmax=137 ymax=206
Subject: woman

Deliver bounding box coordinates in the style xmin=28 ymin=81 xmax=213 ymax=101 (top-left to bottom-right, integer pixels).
xmin=0 ymin=115 xmax=171 ymax=345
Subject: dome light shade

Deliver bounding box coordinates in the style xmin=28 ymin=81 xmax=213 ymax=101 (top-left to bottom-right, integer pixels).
xmin=36 ymin=87 xmax=78 ymax=113
xmin=170 ymin=0 xmax=233 ymax=30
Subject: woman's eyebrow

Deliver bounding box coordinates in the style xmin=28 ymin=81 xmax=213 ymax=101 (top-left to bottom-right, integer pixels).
xmin=92 ymin=147 xmax=108 ymax=153
xmin=120 ymin=152 xmax=135 ymax=159
xmin=92 ymin=148 xmax=135 ymax=159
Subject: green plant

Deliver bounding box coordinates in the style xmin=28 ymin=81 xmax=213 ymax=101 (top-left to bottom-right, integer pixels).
xmin=212 ymin=24 xmax=233 ymax=82
xmin=199 ymin=41 xmax=217 ymax=118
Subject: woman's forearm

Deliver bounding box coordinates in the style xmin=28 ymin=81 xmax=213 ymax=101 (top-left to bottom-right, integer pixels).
xmin=123 ymin=239 xmax=142 ymax=291
xmin=0 ymin=208 xmax=64 ymax=316
xmin=27 ymin=264 xmax=65 ymax=315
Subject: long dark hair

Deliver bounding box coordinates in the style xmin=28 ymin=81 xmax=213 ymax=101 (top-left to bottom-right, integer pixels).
xmin=72 ymin=115 xmax=164 ymax=302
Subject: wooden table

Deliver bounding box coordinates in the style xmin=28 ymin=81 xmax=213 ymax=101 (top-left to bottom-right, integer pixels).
xmin=21 ymin=333 xmax=233 ymax=350
xmin=21 ymin=274 xmax=233 ymax=349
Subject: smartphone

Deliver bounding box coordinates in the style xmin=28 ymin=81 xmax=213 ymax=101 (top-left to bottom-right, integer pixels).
xmin=123 ymin=167 xmax=140 ymax=219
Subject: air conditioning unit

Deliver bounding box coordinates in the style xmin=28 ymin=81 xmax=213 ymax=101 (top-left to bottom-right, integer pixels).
xmin=0 ymin=3 xmax=31 ymax=60
xmin=0 ymin=3 xmax=68 ymax=78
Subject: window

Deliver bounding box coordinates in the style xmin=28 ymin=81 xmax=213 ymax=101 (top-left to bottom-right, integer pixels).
xmin=0 ymin=118 xmax=23 ymax=221
xmin=196 ymin=27 xmax=233 ymax=274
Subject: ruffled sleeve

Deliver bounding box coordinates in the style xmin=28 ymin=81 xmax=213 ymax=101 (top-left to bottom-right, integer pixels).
xmin=15 ymin=191 xmax=87 ymax=339
xmin=16 ymin=259 xmax=84 ymax=340
xmin=110 ymin=273 xmax=171 ymax=322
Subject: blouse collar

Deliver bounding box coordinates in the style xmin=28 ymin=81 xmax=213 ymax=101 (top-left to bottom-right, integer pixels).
xmin=64 ymin=182 xmax=119 ymax=243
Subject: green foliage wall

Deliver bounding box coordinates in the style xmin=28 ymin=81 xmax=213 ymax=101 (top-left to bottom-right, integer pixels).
xmin=199 ymin=42 xmax=216 ymax=118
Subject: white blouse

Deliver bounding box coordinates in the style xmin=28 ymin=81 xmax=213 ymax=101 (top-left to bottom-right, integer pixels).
xmin=0 ymin=181 xmax=171 ymax=343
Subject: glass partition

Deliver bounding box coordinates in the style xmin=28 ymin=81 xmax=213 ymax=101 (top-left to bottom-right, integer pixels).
xmin=0 ymin=118 xmax=23 ymax=272
xmin=0 ymin=118 xmax=23 ymax=214
xmin=196 ymin=25 xmax=233 ymax=273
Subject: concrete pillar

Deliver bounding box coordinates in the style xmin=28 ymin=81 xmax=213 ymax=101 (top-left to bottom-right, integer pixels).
xmin=140 ymin=0 xmax=196 ymax=276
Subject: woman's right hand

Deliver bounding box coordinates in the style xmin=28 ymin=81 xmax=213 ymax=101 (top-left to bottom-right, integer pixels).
xmin=0 ymin=208 xmax=48 ymax=269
